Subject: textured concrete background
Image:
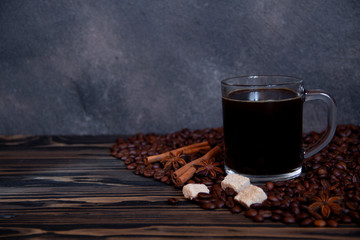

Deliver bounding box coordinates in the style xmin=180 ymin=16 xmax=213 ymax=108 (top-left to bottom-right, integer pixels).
xmin=0 ymin=0 xmax=359 ymax=135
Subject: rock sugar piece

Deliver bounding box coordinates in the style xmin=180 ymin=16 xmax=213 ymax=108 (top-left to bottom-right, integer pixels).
xmin=182 ymin=183 xmax=209 ymax=200
xmin=221 ymin=173 xmax=250 ymax=193
xmin=234 ymin=185 xmax=267 ymax=208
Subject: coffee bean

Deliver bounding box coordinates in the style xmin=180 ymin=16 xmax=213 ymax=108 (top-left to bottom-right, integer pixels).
xmin=151 ymin=163 xmax=160 ymax=169
xmin=335 ymin=162 xmax=347 ymax=170
xmin=279 ymin=200 xmax=290 ymax=210
xmin=253 ymin=214 xmax=264 ymax=222
xmin=231 ymin=205 xmax=242 ymax=214
xmin=275 ymin=181 xmax=285 ymax=187
xmin=312 ymin=163 xmax=321 ymax=170
xmin=250 ymin=203 xmax=263 ymax=209
xmin=352 ymin=194 xmax=360 ymax=202
xmin=314 ymin=219 xmax=327 ymax=227
xmin=345 ymin=184 xmax=355 ymax=191
xmin=160 ymin=176 xmax=169 ymax=183
xmin=296 ymin=184 xmax=306 ymax=192
xmin=143 ymin=169 xmax=155 ymax=177
xmin=290 ymin=202 xmax=299 ymax=208
xmin=199 ymin=199 xmax=212 ymax=204
xmin=317 ymin=168 xmax=328 ymax=178
xmin=154 ymin=170 xmax=165 ymax=180
xmin=282 ymin=211 xmax=293 ymax=218
xmin=303 ymin=181 xmax=310 ymax=189
xmin=168 ymin=197 xmax=179 ymax=205
xmin=124 ymin=157 xmax=134 ymax=165
xmin=214 ymin=199 xmax=225 ymax=209
xmin=350 ymin=211 xmax=360 ymax=224
xmin=300 ymin=218 xmax=313 ymax=226
xmin=271 ymin=214 xmax=282 ymax=221
xmin=261 ymin=200 xmax=272 ymax=209
xmin=174 ymin=183 xmax=183 ymax=189
xmin=327 ymin=219 xmax=339 ymax=228
xmin=245 ymin=209 xmax=258 ymax=218
xmin=272 ymin=209 xmax=283 ymax=215
xmin=225 ymin=187 xmax=236 ymax=196
xmin=198 ymin=192 xmax=212 ymax=199
xmin=136 ymin=164 xmax=145 ymax=170
xmin=192 ymin=197 xmax=201 ymax=204
xmin=259 ymin=210 xmax=272 ymax=218
xmin=193 ymin=177 xmax=201 ymax=183
xmin=345 ymin=201 xmax=357 ymax=211
xmin=310 ymin=211 xmax=324 ymax=220
xmin=201 ymin=177 xmax=214 ymax=186
xmin=282 ymin=216 xmax=296 ymax=224
xmin=225 ymin=199 xmax=235 ymax=209
xmin=291 ymin=206 xmax=301 ymax=215
xmin=295 ymin=212 xmax=309 ymax=221
xmin=202 ymin=202 xmax=216 ymax=210
xmin=268 ymin=195 xmax=278 ymax=202
xmin=266 ymin=182 xmax=274 ymax=191
xmin=126 ymin=162 xmax=137 ymax=170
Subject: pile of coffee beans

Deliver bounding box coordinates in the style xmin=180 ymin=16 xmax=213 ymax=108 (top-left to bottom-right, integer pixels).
xmin=110 ymin=124 xmax=360 ymax=227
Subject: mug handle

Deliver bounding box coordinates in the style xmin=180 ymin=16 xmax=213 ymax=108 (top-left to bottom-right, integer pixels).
xmin=303 ymin=90 xmax=337 ymax=158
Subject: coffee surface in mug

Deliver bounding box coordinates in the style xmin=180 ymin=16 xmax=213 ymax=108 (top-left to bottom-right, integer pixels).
xmin=222 ymin=88 xmax=303 ymax=175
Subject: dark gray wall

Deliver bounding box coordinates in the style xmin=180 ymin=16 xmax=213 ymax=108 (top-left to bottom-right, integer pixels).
xmin=1 ymin=0 xmax=359 ymax=135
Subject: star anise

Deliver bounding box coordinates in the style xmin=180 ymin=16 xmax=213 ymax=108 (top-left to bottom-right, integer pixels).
xmin=308 ymin=191 xmax=343 ymax=218
xmin=195 ymin=158 xmax=224 ymax=178
xmin=160 ymin=151 xmax=186 ymax=169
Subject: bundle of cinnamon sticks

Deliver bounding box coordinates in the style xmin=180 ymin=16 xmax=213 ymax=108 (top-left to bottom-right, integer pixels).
xmin=144 ymin=141 xmax=223 ymax=186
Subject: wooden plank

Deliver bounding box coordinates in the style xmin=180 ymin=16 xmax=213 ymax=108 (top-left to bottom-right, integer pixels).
xmin=0 ymin=136 xmax=359 ymax=239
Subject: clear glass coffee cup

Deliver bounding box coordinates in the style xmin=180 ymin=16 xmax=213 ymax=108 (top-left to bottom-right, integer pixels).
xmin=221 ymin=75 xmax=337 ymax=183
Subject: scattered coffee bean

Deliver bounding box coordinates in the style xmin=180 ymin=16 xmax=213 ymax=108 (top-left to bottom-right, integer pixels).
xmin=143 ymin=169 xmax=155 ymax=177
xmin=291 ymin=206 xmax=301 ymax=215
xmin=327 ymin=219 xmax=339 ymax=228
xmin=126 ymin=162 xmax=137 ymax=170
xmin=267 ymin=195 xmax=278 ymax=202
xmin=300 ymin=218 xmax=313 ymax=226
xmin=154 ymin=169 xmax=165 ymax=179
xmin=214 ymin=199 xmax=225 ymax=209
xmin=168 ymin=197 xmax=179 ymax=205
xmin=271 ymin=214 xmax=282 ymax=221
xmin=282 ymin=216 xmax=296 ymax=224
xmin=253 ymin=214 xmax=264 ymax=222
xmin=202 ymin=199 xmax=214 ymax=206
xmin=314 ymin=219 xmax=327 ymax=227
xmin=198 ymin=192 xmax=212 ymax=199
xmin=295 ymin=212 xmax=309 ymax=221
xmin=250 ymin=203 xmax=263 ymax=209
xmin=272 ymin=209 xmax=283 ymax=215
xmin=202 ymin=202 xmax=216 ymax=210
xmin=266 ymin=182 xmax=274 ymax=191
xmin=245 ymin=209 xmax=258 ymax=218
xmin=259 ymin=210 xmax=272 ymax=218
xmin=231 ymin=205 xmax=242 ymax=214
xmin=225 ymin=187 xmax=236 ymax=196
xmin=111 ymin=124 xmax=360 ymax=228
xmin=225 ymin=199 xmax=235 ymax=209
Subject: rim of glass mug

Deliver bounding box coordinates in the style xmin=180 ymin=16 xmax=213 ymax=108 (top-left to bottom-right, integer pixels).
xmin=221 ymin=75 xmax=303 ymax=87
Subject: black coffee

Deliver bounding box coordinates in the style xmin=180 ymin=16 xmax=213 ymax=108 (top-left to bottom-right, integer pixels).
xmin=222 ymin=88 xmax=303 ymax=175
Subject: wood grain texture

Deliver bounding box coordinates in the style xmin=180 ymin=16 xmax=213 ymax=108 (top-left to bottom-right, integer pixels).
xmin=0 ymin=136 xmax=359 ymax=239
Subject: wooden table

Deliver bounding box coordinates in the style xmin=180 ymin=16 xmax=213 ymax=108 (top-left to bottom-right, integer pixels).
xmin=0 ymin=135 xmax=359 ymax=239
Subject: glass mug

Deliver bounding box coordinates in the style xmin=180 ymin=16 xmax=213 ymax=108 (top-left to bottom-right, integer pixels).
xmin=221 ymin=75 xmax=336 ymax=183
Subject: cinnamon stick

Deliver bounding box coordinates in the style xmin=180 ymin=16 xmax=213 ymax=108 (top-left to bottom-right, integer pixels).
xmin=173 ymin=166 xmax=197 ymax=186
xmin=144 ymin=141 xmax=210 ymax=165
xmin=171 ymin=145 xmax=222 ymax=184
